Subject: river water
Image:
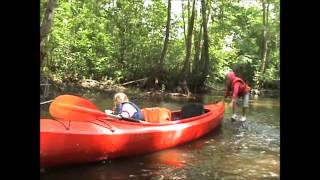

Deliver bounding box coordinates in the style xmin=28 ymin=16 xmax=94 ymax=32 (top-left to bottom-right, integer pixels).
xmin=40 ymin=91 xmax=280 ymax=180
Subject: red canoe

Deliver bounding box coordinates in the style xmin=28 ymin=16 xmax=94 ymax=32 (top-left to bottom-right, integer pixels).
xmin=40 ymin=102 xmax=224 ymax=168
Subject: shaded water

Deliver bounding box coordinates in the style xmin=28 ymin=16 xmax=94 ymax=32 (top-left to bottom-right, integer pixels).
xmin=40 ymin=91 xmax=280 ymax=179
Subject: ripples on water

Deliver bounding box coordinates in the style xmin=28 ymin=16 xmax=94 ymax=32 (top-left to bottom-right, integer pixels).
xmin=40 ymin=92 xmax=280 ymax=180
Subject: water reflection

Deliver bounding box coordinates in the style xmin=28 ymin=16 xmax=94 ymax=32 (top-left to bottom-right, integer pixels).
xmin=40 ymin=92 xmax=279 ymax=179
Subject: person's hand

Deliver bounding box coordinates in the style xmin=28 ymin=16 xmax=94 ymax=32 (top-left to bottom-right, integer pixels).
xmin=223 ymin=96 xmax=228 ymax=102
xmin=229 ymin=99 xmax=234 ymax=108
xmin=139 ymin=120 xmax=151 ymax=124
xmin=105 ymin=109 xmax=113 ymax=115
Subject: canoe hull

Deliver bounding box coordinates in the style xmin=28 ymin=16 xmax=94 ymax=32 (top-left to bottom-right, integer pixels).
xmin=40 ymin=102 xmax=224 ymax=168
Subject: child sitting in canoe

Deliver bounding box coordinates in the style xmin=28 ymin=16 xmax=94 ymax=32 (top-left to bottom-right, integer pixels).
xmin=106 ymin=92 xmax=143 ymax=121
xmin=223 ymin=71 xmax=251 ymax=122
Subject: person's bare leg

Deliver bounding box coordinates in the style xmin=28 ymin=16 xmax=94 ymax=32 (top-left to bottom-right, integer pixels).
xmin=242 ymin=107 xmax=247 ymax=117
xmin=240 ymin=93 xmax=249 ymax=121
xmin=231 ymin=98 xmax=238 ymax=120
xmin=232 ymin=100 xmax=236 ymax=115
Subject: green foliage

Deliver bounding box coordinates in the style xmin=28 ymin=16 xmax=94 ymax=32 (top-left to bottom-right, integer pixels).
xmin=41 ymin=0 xmax=280 ymax=90
xmin=206 ymin=0 xmax=279 ymax=88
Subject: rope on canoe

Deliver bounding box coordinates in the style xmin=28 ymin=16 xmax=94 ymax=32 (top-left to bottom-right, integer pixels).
xmin=40 ymin=99 xmax=54 ymax=105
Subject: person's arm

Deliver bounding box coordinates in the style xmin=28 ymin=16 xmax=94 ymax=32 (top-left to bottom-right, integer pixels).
xmin=224 ymin=91 xmax=229 ymax=99
xmin=232 ymin=82 xmax=240 ymax=100
xmin=105 ymin=109 xmax=114 ymax=115
xmin=230 ymin=83 xmax=240 ymax=112
xmin=224 ymin=86 xmax=231 ymax=100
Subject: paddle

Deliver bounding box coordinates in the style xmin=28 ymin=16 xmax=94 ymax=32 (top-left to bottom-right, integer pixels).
xmin=49 ymin=94 xmax=142 ymax=123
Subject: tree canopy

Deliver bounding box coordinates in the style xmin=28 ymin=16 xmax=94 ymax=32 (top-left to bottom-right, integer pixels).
xmin=40 ymin=0 xmax=280 ymax=92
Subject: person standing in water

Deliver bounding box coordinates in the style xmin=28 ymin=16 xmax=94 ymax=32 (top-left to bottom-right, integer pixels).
xmin=223 ymin=71 xmax=251 ymax=121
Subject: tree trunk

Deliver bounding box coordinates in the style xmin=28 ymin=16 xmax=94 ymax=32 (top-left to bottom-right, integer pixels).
xmin=40 ymin=0 xmax=57 ymax=66
xmin=182 ymin=1 xmax=187 ymax=42
xmin=188 ymin=0 xmax=190 ymax=20
xmin=118 ymin=16 xmax=128 ymax=66
xmin=263 ymin=1 xmax=269 ymax=75
xmin=198 ymin=0 xmax=210 ymax=87
xmin=180 ymin=0 xmax=196 ymax=81
xmin=221 ymin=0 xmax=224 ymax=35
xmin=193 ymin=22 xmax=203 ymax=75
xmin=260 ymin=0 xmax=269 ymax=75
xmin=190 ymin=20 xmax=202 ymax=92
xmin=158 ymin=0 xmax=171 ymax=74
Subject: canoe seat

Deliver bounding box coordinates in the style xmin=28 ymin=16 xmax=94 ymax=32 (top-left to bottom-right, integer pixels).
xmin=181 ymin=103 xmax=205 ymax=119
xmin=141 ymin=107 xmax=172 ymax=123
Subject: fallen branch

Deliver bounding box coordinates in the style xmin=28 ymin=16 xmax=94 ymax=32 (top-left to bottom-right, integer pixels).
xmin=205 ymin=84 xmax=224 ymax=91
xmin=169 ymin=92 xmax=196 ymax=99
xmin=169 ymin=93 xmax=188 ymax=97
xmin=121 ymin=78 xmax=148 ymax=86
xmin=81 ymin=79 xmax=99 ymax=83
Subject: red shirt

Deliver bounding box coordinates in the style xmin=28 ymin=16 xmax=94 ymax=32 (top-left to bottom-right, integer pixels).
xmin=225 ymin=81 xmax=248 ymax=99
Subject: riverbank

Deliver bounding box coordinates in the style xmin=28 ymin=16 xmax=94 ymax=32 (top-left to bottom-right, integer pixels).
xmin=40 ymin=76 xmax=199 ymax=102
xmin=40 ymin=76 xmax=279 ymax=104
